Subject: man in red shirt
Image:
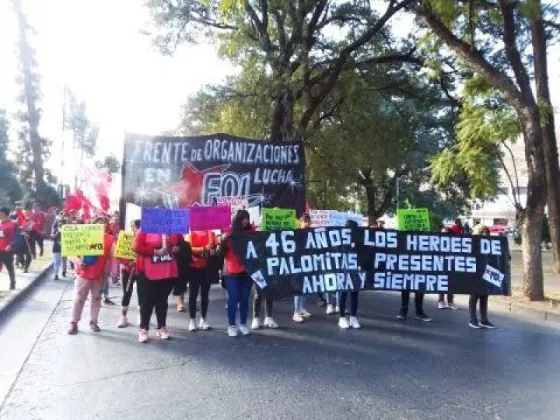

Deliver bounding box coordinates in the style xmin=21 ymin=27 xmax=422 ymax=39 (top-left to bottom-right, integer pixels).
xmin=29 ymin=203 xmax=46 ymax=258
xmin=0 ymin=207 xmax=16 ymax=290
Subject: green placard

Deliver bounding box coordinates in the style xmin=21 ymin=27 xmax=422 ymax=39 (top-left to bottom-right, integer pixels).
xmin=61 ymin=224 xmax=105 ymax=257
xmin=261 ymin=208 xmax=297 ymax=231
xmin=397 ymin=208 xmax=430 ymax=232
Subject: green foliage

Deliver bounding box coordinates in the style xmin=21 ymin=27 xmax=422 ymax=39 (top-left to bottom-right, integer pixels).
xmin=95 ymin=155 xmax=121 ymax=174
xmin=65 ymin=90 xmax=98 ymax=159
xmin=0 ymin=110 xmax=23 ymax=207
xmin=431 ymin=99 xmax=521 ymax=201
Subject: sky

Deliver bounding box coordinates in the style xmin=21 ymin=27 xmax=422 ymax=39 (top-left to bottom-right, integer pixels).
xmin=0 ymin=0 xmax=236 ymax=184
xmin=0 ymin=0 xmax=559 ymax=188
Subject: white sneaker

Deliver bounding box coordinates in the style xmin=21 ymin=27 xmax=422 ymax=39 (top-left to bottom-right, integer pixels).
xmin=438 ymin=301 xmax=447 ymax=309
xmin=292 ymin=312 xmax=305 ymax=323
xmin=300 ymin=308 xmax=311 ymax=318
xmin=335 ymin=306 xmax=340 ymax=313
xmin=198 ymin=318 xmax=211 ymax=330
xmin=349 ymin=316 xmax=361 ymax=329
xmin=117 ymin=315 xmax=128 ymax=328
xmin=263 ymin=317 xmax=279 ymax=329
xmin=239 ymin=324 xmax=251 ymax=335
xmin=251 ymin=318 xmax=261 ymax=330
xmin=326 ymin=305 xmax=336 ymax=315
xmin=338 ymin=317 xmax=350 ymax=329
xmin=227 ymin=326 xmax=238 ymax=337
xmin=188 ymin=319 xmax=197 ymax=332
xmin=446 ymin=303 xmax=458 ymax=310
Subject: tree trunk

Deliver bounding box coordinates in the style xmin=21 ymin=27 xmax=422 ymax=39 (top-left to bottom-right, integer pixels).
xmin=518 ymin=106 xmax=548 ymax=300
xmin=270 ymin=87 xmax=296 ymax=142
xmin=530 ymin=2 xmax=560 ymax=273
xmin=13 ymin=0 xmax=45 ymax=190
xmin=518 ymin=209 xmax=545 ymax=300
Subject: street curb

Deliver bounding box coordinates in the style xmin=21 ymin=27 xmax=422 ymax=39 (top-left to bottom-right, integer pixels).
xmin=0 ymin=263 xmax=53 ymax=325
xmin=488 ymin=298 xmax=560 ymax=323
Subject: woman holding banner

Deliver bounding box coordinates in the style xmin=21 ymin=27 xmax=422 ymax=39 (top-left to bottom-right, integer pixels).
xmin=337 ymin=220 xmax=361 ymax=329
xmin=293 ymin=214 xmax=312 ymax=323
xmin=186 ymin=229 xmax=218 ymax=332
xmin=469 ymin=225 xmax=496 ymax=329
xmin=134 ymin=229 xmax=182 ymax=343
xmin=220 ymin=209 xmax=255 ymax=337
xmin=68 ymin=217 xmax=115 ymax=335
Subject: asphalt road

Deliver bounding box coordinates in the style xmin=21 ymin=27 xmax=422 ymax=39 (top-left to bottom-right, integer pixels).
xmin=1 ymin=276 xmax=560 ymax=420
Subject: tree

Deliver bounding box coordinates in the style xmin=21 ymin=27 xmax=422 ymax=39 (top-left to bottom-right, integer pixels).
xmin=413 ymin=0 xmax=560 ymax=300
xmin=0 ymin=110 xmax=23 ymax=207
xmin=179 ymin=50 xmax=469 ymax=221
xmin=147 ymin=0 xmax=421 ymax=142
xmin=95 ymin=155 xmax=121 ymax=174
xmin=65 ymin=90 xmax=99 ymax=184
xmin=12 ymin=0 xmax=49 ymax=193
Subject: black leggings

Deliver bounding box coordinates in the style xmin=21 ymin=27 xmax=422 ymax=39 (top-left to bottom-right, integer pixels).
xmin=253 ymin=289 xmax=273 ymax=318
xmin=400 ymin=291 xmax=425 ymax=315
xmin=339 ymin=291 xmax=359 ymax=317
xmin=438 ymin=293 xmax=454 ymax=304
xmin=469 ymin=295 xmax=489 ymax=323
xmin=29 ymin=231 xmax=44 ymax=258
xmin=16 ymin=244 xmax=32 ymax=271
xmin=0 ymin=251 xmax=15 ymax=286
xmin=189 ymin=268 xmax=211 ymax=319
xmin=121 ymin=270 xmax=139 ymax=308
xmin=138 ymin=274 xmax=174 ymax=330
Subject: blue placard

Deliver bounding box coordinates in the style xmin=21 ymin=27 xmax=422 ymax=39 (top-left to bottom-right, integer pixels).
xmin=140 ymin=207 xmax=190 ymax=234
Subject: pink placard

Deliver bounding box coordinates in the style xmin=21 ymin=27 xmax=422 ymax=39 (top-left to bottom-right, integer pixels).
xmin=189 ymin=205 xmax=232 ymax=231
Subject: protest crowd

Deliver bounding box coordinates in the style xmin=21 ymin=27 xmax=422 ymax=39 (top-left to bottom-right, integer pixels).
xmin=1 ymin=204 xmax=503 ymax=344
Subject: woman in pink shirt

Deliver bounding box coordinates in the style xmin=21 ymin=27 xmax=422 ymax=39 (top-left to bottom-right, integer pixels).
xmin=68 ymin=217 xmax=114 ymax=334
xmin=134 ymin=230 xmax=182 ymax=343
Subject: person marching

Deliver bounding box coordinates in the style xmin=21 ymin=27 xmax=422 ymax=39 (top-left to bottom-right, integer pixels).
xmin=117 ymin=220 xmax=141 ymax=328
xmin=469 ymin=224 xmax=496 ymax=329
xmin=438 ymin=226 xmax=456 ymax=310
xmin=337 ymin=220 xmax=362 ymax=329
xmin=220 ymin=209 xmax=255 ymax=337
xmin=0 ymin=208 xmax=16 ymax=290
xmin=51 ymin=213 xmax=66 ymax=280
xmin=293 ymin=214 xmax=312 ymax=323
xmin=134 ymin=228 xmax=182 ymax=343
xmin=68 ymin=217 xmax=114 ymax=334
xmin=187 ymin=229 xmax=218 ymax=331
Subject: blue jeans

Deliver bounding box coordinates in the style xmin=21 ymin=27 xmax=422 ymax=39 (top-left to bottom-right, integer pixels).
xmin=294 ymin=295 xmax=306 ymax=312
xmin=53 ymin=253 xmax=62 ymax=276
xmin=325 ymin=292 xmax=339 ymax=306
xmin=224 ymin=275 xmax=253 ymax=327
xmin=103 ymin=280 xmax=109 ymax=298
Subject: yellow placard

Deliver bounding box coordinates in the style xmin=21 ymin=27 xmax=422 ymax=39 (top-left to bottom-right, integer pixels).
xmin=61 ymin=224 xmax=105 ymax=257
xmin=114 ymin=231 xmax=136 ymax=260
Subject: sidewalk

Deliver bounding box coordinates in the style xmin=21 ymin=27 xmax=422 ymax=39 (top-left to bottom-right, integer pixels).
xmin=478 ymin=250 xmax=560 ymax=321
xmin=0 ymin=247 xmax=53 ymax=319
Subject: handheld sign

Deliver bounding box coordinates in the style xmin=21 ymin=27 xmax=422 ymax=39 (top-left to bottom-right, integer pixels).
xmin=248 ymin=207 xmax=261 ymax=226
xmin=141 ymin=207 xmax=189 ymax=234
xmin=114 ymin=231 xmax=136 ymax=260
xmin=397 ymin=208 xmax=430 ymax=231
xmin=216 ymin=196 xmax=249 ymax=217
xmin=310 ymin=210 xmax=330 ymax=227
xmin=61 ymin=224 xmax=105 ymax=257
xmin=261 ymin=208 xmax=296 ymax=231
xmin=189 ymin=205 xmax=231 ymax=231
